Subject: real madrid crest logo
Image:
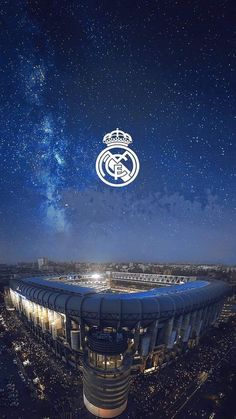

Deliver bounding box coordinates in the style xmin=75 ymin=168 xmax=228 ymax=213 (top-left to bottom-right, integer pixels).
xmin=96 ymin=129 xmax=140 ymax=187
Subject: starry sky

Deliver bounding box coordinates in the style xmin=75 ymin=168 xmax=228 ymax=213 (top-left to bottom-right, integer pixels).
xmin=0 ymin=0 xmax=235 ymax=264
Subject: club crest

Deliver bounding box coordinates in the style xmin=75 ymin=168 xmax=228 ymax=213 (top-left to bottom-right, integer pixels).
xmin=96 ymin=129 xmax=140 ymax=187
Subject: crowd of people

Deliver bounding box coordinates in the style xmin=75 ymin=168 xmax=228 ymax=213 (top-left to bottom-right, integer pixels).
xmin=125 ymin=319 xmax=235 ymax=418
xmin=0 ymin=302 xmax=88 ymax=418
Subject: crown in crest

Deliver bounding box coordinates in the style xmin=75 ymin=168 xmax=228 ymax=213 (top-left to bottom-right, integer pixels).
xmin=103 ymin=128 xmax=132 ymax=147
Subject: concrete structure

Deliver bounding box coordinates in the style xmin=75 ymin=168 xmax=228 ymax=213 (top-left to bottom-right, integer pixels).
xmin=220 ymin=294 xmax=236 ymax=322
xmin=7 ymin=276 xmax=230 ymax=418
xmin=108 ymin=271 xmax=197 ymax=286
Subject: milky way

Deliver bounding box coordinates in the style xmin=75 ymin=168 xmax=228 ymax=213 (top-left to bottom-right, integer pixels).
xmin=0 ymin=1 xmax=235 ymax=263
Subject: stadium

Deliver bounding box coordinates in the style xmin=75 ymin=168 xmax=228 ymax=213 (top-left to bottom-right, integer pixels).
xmin=7 ymin=273 xmax=230 ymax=418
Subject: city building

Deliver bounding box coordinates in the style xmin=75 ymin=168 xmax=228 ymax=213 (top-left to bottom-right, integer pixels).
xmin=37 ymin=257 xmax=48 ymax=270
xmin=6 ymin=274 xmax=230 ymax=418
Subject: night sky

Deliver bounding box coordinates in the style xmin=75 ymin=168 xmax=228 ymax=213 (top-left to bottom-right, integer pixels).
xmin=0 ymin=0 xmax=235 ymax=264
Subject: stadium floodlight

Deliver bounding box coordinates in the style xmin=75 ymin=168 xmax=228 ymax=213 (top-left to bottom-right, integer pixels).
xmin=91 ymin=273 xmax=100 ymax=279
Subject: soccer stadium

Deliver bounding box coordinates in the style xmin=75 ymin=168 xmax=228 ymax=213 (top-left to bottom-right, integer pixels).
xmin=7 ymin=273 xmax=230 ymax=418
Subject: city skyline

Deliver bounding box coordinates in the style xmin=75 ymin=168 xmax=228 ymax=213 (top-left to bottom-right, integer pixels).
xmin=0 ymin=1 xmax=235 ymax=264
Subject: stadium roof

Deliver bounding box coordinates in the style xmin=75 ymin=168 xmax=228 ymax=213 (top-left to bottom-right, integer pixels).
xmin=10 ymin=276 xmax=231 ymax=327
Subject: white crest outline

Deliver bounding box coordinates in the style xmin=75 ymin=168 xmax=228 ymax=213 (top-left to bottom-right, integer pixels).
xmin=96 ymin=131 xmax=140 ymax=187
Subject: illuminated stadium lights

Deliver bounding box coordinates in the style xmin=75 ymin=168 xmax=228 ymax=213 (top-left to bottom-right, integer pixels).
xmin=6 ymin=275 xmax=231 ymax=418
xmin=91 ymin=273 xmax=101 ymax=279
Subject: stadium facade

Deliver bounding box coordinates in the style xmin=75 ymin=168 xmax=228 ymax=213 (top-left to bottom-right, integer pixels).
xmin=7 ymin=275 xmax=230 ymax=418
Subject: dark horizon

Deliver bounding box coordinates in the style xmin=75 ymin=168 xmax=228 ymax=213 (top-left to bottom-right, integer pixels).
xmin=2 ymin=256 xmax=235 ymax=268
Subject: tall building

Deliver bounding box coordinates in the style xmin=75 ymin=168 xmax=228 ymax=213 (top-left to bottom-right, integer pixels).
xmin=37 ymin=257 xmax=48 ymax=270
